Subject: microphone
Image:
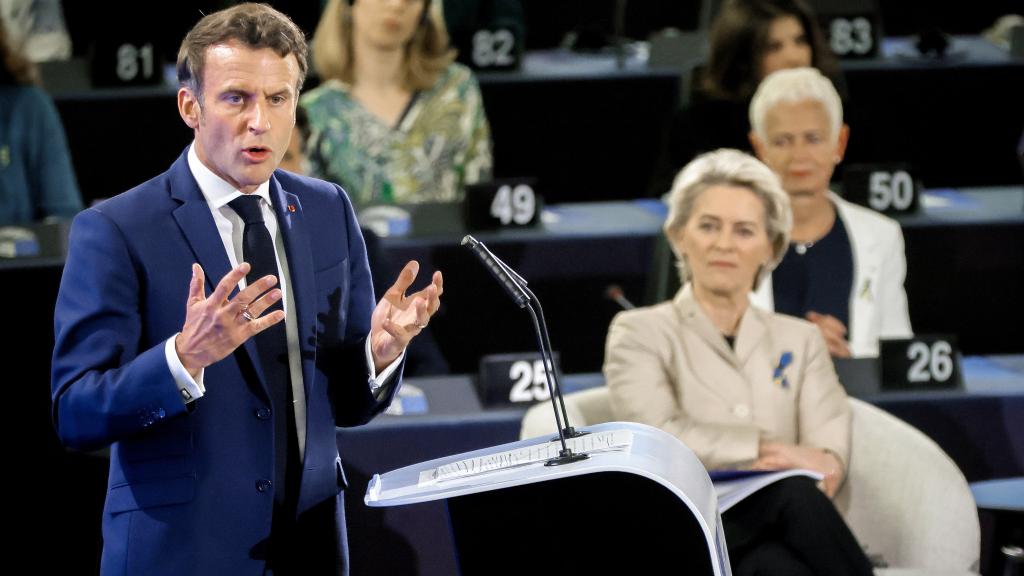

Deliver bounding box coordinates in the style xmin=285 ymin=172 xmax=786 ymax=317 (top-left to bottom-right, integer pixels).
xmin=466 ymin=236 xmax=586 ymax=442
xmin=605 ymin=284 xmax=635 ymax=310
xmin=462 ymin=235 xmax=588 ymax=466
xmin=461 ymin=236 xmax=530 ymax=308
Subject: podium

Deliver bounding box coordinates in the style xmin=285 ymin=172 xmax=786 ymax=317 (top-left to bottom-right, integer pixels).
xmin=366 ymin=422 xmax=731 ymax=575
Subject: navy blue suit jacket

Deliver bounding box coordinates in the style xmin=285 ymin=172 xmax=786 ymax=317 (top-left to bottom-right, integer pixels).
xmin=51 ymin=150 xmax=399 ymax=575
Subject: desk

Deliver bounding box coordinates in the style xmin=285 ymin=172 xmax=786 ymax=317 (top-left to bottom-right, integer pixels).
xmin=374 ymin=188 xmax=1024 ymax=373
xmin=374 ymin=200 xmax=665 ymax=374
xmin=51 ymin=38 xmax=1023 ymax=205
xmin=841 ymin=36 xmax=1024 ymax=189
xmin=971 ymin=478 xmax=1024 ymax=576
xmin=49 ymin=53 xmax=679 ymax=207
xmin=11 ymin=189 xmax=1022 ymax=376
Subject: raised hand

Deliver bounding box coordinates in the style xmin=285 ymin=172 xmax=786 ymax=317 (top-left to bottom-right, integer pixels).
xmin=175 ymin=263 xmax=285 ymax=378
xmin=369 ymin=261 xmax=443 ymax=371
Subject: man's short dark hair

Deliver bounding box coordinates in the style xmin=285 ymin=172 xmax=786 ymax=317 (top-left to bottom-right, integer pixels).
xmin=177 ymin=3 xmax=308 ymax=101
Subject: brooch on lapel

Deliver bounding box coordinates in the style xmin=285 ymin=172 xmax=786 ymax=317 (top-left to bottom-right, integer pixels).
xmin=772 ymin=351 xmax=793 ymax=389
xmin=858 ymin=278 xmax=873 ymax=301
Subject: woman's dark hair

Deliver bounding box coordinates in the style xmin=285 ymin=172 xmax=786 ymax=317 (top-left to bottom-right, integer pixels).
xmin=0 ymin=15 xmax=39 ymax=86
xmin=703 ymin=0 xmax=836 ymax=101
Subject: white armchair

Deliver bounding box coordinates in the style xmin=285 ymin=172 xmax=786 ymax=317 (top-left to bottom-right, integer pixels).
xmin=519 ymin=387 xmax=613 ymax=440
xmin=835 ymin=398 xmax=980 ymax=575
xmin=520 ymin=389 xmax=981 ymax=575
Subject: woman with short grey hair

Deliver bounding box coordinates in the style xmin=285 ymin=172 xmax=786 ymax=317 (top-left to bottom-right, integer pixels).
xmin=749 ymin=67 xmax=912 ymax=358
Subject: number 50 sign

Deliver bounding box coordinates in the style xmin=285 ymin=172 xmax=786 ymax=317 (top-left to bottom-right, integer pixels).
xmin=842 ymin=163 xmax=922 ymax=216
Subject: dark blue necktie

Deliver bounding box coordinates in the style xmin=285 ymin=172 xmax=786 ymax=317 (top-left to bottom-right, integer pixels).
xmin=227 ymin=195 xmax=299 ymax=514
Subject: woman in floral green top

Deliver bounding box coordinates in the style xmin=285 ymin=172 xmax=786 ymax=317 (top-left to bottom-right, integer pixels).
xmin=302 ymin=0 xmax=492 ymax=206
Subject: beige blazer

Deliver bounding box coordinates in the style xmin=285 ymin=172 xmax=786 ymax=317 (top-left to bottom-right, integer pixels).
xmin=604 ymin=285 xmax=851 ymax=472
xmin=751 ymin=193 xmax=913 ymax=357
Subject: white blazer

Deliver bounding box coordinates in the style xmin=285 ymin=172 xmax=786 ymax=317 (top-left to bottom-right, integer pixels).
xmin=751 ymin=193 xmax=913 ymax=357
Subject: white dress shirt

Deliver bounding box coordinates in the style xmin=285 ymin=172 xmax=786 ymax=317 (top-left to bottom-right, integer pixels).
xmin=164 ymin=143 xmax=402 ymax=460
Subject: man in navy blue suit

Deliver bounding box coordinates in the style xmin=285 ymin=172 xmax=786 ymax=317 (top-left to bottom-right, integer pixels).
xmin=50 ymin=4 xmax=442 ymax=574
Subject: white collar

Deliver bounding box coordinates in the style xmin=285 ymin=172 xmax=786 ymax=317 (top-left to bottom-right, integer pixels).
xmin=187 ymin=142 xmax=272 ymax=209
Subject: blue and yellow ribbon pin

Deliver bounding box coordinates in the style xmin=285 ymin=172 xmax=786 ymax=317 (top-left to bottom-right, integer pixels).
xmin=772 ymin=352 xmax=793 ymax=389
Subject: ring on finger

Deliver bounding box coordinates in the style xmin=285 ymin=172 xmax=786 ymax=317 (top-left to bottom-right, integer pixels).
xmin=241 ymin=303 xmax=256 ymax=322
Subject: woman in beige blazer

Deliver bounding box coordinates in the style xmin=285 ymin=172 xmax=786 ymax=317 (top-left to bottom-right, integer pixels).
xmin=605 ymin=149 xmax=872 ymax=576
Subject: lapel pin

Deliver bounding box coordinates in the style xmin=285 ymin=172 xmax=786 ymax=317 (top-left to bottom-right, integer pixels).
xmin=287 ymin=204 xmax=297 ymax=213
xmin=859 ymin=278 xmax=873 ymax=301
xmin=772 ymin=351 xmax=793 ymax=389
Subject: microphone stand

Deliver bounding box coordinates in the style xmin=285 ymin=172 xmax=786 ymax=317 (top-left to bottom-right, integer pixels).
xmin=489 ymin=253 xmax=588 ymax=442
xmin=462 ymin=235 xmax=588 ymax=466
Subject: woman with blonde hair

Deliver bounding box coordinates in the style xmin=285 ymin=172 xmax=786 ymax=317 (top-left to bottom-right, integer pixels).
xmin=302 ymin=0 xmax=492 ymax=206
xmin=606 ymin=149 xmax=873 ymax=575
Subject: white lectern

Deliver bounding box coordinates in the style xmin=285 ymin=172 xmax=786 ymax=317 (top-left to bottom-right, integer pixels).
xmin=366 ymin=421 xmax=731 ymax=575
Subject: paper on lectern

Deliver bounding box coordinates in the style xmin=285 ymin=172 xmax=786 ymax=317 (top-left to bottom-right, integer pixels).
xmin=417 ymin=429 xmax=634 ymax=487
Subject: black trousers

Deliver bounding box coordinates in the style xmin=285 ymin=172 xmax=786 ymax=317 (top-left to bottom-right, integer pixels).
xmin=722 ymin=476 xmax=874 ymax=576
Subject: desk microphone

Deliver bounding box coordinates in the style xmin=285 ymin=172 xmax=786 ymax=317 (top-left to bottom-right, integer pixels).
xmin=460 ymin=236 xmax=529 ymax=308
xmin=461 ymin=235 xmax=588 ymax=466
xmin=605 ymin=284 xmax=635 ymax=310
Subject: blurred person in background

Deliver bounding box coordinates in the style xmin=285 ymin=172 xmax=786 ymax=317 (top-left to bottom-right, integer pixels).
xmin=0 ymin=0 xmax=71 ymax=62
xmin=0 ymin=11 xmax=81 ymax=225
xmin=748 ymin=67 xmax=911 ymax=358
xmin=279 ymin=104 xmax=311 ymax=174
xmin=302 ymin=0 xmax=492 ymax=206
xmin=652 ymin=0 xmax=838 ymax=196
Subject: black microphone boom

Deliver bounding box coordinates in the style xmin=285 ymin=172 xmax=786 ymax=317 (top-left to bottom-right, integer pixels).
xmin=462 ymin=236 xmax=582 ymax=440
xmin=461 ymin=235 xmax=588 ymax=466
xmin=460 ymin=236 xmax=530 ymax=308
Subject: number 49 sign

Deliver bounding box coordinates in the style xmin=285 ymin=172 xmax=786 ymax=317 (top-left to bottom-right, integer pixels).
xmin=879 ymin=336 xmax=963 ymax=391
xmin=463 ymin=179 xmax=541 ymax=231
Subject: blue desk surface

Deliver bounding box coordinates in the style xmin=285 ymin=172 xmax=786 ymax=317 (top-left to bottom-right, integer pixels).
xmin=379 ymin=187 xmax=1024 ymax=248
xmin=970 ymin=478 xmax=1024 ymax=513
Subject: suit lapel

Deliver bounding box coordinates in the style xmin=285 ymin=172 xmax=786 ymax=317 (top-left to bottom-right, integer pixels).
xmin=673 ymin=286 xmax=735 ymax=366
xmin=168 ymin=151 xmax=269 ymax=392
xmin=269 ymin=175 xmax=318 ymax=400
xmin=674 ymin=285 xmax=769 ymax=368
xmin=834 ymin=195 xmax=878 ymax=348
xmin=734 ymin=305 xmax=767 ymax=368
